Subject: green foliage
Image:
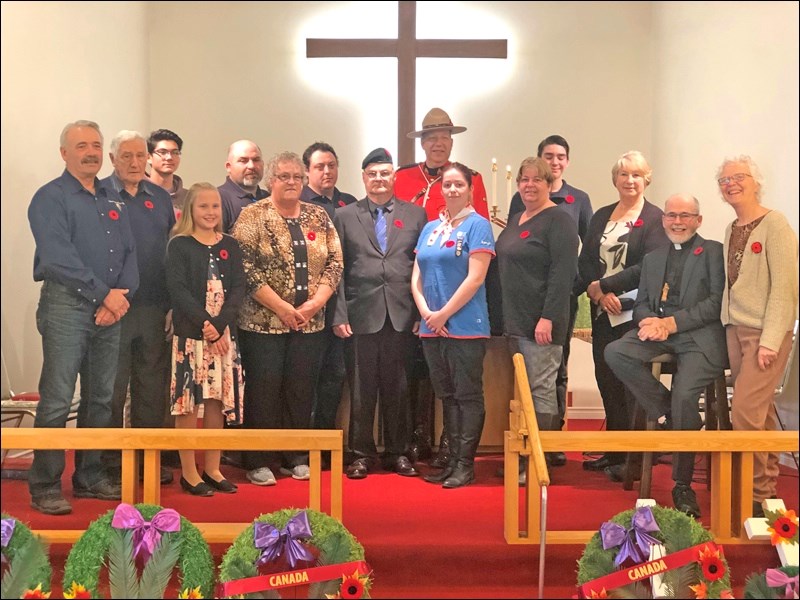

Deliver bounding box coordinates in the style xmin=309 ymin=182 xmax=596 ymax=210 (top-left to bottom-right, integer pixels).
xmin=62 ymin=503 xmax=214 ymax=598
xmin=743 ymin=565 xmax=799 ymax=599
xmin=107 ymin=529 xmax=139 ymax=598
xmin=138 ymin=534 xmax=181 ymax=598
xmin=1 ymin=535 xmax=50 ymax=599
xmin=0 ymin=513 xmax=52 ymax=595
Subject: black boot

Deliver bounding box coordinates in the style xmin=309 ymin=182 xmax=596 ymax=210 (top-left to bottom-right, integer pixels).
xmin=407 ymin=426 xmax=432 ymax=464
xmin=430 ymin=425 xmax=451 ymax=469
xmin=442 ymin=464 xmax=475 ymax=488
xmin=442 ymin=403 xmax=484 ymax=488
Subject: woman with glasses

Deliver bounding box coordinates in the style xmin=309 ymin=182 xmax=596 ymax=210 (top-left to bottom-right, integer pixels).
xmin=411 ymin=162 xmax=495 ymax=488
xmin=232 ymin=151 xmax=343 ymax=487
xmin=496 ymin=158 xmax=579 ymax=477
xmin=717 ymin=155 xmax=798 ymax=517
xmin=577 ymin=151 xmax=668 ymax=477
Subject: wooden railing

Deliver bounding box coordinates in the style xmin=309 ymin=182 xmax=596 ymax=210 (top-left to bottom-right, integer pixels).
xmin=0 ymin=428 xmax=342 ymax=543
xmin=504 ymin=353 xmax=799 ymax=545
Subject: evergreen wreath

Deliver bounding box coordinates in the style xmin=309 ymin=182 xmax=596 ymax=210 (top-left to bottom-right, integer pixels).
xmin=577 ymin=505 xmax=733 ymax=598
xmin=218 ymin=508 xmax=371 ymax=599
xmin=61 ymin=503 xmax=214 ymax=598
xmin=743 ymin=565 xmax=799 ymax=599
xmin=1 ymin=513 xmax=52 ymax=598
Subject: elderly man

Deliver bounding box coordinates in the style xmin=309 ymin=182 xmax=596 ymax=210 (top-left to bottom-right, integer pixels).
xmin=333 ymin=148 xmax=427 ymax=479
xmin=220 ymin=139 xmax=268 ymax=233
xmin=604 ymin=193 xmax=727 ymax=519
xmin=28 ymin=120 xmax=138 ymax=514
xmin=101 ymin=130 xmax=175 ymax=485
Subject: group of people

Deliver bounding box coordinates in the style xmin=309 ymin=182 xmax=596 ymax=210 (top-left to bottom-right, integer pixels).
xmin=26 ymin=111 xmax=797 ymax=523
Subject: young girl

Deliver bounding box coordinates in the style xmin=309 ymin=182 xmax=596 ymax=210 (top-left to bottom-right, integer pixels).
xmin=166 ymin=182 xmax=246 ymax=496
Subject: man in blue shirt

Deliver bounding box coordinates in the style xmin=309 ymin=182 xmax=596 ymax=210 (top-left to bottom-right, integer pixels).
xmin=27 ymin=120 xmax=139 ymax=515
xmin=102 ymin=130 xmax=175 ymax=485
xmin=220 ymin=139 xmax=268 ymax=233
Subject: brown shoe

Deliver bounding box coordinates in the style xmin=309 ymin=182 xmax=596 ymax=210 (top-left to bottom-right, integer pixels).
xmin=31 ymin=493 xmax=72 ymax=515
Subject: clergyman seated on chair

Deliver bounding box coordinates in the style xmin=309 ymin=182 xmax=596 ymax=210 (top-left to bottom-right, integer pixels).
xmin=604 ymin=193 xmax=727 ymax=519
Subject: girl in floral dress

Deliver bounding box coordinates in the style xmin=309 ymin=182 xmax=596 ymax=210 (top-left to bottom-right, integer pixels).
xmin=166 ymin=182 xmax=246 ymax=496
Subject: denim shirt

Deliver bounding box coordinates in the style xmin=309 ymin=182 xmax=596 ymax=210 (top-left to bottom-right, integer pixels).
xmin=29 ymin=169 xmax=139 ymax=305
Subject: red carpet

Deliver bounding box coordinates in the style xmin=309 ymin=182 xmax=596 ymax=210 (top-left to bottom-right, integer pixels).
xmin=2 ymin=421 xmax=797 ymax=598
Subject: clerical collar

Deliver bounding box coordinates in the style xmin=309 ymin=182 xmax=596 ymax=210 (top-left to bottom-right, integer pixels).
xmin=671 ymin=233 xmax=698 ymax=251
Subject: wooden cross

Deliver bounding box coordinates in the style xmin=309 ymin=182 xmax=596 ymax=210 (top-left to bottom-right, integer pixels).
xmin=307 ymin=0 xmax=507 ymax=165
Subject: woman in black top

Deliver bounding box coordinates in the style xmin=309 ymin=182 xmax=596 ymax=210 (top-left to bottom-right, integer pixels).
xmin=166 ymin=182 xmax=246 ymax=496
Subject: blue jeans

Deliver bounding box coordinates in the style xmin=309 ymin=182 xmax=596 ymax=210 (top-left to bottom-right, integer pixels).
xmin=29 ymin=282 xmax=121 ymax=497
xmin=507 ymin=335 xmax=562 ymax=420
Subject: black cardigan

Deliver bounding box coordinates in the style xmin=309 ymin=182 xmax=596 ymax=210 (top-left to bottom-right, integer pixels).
xmin=165 ymin=234 xmax=246 ymax=339
xmin=577 ymin=199 xmax=668 ymax=296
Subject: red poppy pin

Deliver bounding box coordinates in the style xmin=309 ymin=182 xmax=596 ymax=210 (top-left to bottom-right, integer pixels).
xmin=175 ymin=210 xmax=182 ymax=220
xmin=751 ymin=241 xmax=762 ymax=254
xmin=108 ymin=210 xmax=119 ymax=221
xmin=694 ymin=247 xmax=704 ymax=256
xmin=394 ymin=219 xmax=404 ymax=228
xmin=144 ymin=199 xmax=154 ymax=209
xmin=219 ymin=249 xmax=229 ymax=260
xmin=565 ymin=195 xmax=575 ymax=204
xmin=307 ymin=231 xmax=317 ymax=241
xmin=625 ymin=218 xmax=644 ymax=229
xmin=338 ymin=200 xmax=346 ymax=207
xmin=520 ymin=231 xmax=530 ymax=239
xmin=445 ymin=240 xmax=455 ymax=248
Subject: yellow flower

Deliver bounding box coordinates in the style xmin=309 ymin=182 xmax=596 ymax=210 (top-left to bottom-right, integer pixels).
xmin=177 ymin=586 xmax=203 ymax=598
xmin=63 ymin=582 xmax=91 ymax=598
xmin=21 ymin=584 xmax=51 ymax=599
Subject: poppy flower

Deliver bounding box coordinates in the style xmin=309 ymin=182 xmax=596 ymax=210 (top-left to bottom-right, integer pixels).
xmin=219 ymin=249 xmax=229 ymax=260
xmin=520 ymin=231 xmax=530 ymax=239
xmin=751 ymin=241 xmax=762 ymax=254
xmin=108 ymin=210 xmax=119 ymax=221
xmin=698 ymin=545 xmax=726 ymax=581
xmin=768 ymin=509 xmax=798 ymax=545
xmin=445 ymin=240 xmax=455 ymax=248
xmin=694 ymin=247 xmax=704 ymax=255
xmin=175 ymin=210 xmax=182 ymax=220
xmin=21 ymin=585 xmax=50 ymax=599
xmin=63 ymin=582 xmax=91 ymax=599
xmin=144 ymin=200 xmax=154 ymax=209
xmin=394 ymin=219 xmax=404 ymax=229
xmin=339 ymin=576 xmax=364 ymax=599
xmin=634 ymin=218 xmax=644 ymax=227
xmin=338 ymin=200 xmax=346 ymax=207
xmin=307 ymin=231 xmax=317 ymax=241
xmin=565 ymin=195 xmax=575 ymax=204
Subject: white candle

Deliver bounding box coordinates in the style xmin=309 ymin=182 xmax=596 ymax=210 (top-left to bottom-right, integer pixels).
xmin=506 ymin=165 xmax=513 ymax=211
xmin=491 ymin=158 xmax=498 ymax=209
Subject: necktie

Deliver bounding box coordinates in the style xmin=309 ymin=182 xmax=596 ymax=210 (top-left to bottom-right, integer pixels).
xmin=375 ymin=206 xmax=387 ymax=253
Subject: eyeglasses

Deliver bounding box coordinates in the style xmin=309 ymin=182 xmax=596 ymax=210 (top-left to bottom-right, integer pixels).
xmin=519 ymin=176 xmax=547 ymax=185
xmin=275 ymin=173 xmax=304 ymax=183
xmin=152 ymin=149 xmax=181 ymax=158
xmin=365 ymin=169 xmax=392 ymax=180
xmin=663 ymin=212 xmax=699 ymax=221
xmin=717 ymin=173 xmax=751 ymax=186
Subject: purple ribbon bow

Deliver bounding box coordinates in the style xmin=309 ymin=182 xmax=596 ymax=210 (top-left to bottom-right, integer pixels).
xmin=600 ymin=506 xmax=661 ymax=566
xmin=111 ymin=503 xmax=181 ymax=563
xmin=1 ymin=518 xmax=15 ymax=563
xmin=254 ymin=511 xmax=314 ymax=569
xmin=766 ymin=568 xmax=799 ymax=599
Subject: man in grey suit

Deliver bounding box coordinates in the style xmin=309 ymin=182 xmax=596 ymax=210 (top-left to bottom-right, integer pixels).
xmin=333 ymin=148 xmax=428 ymax=479
xmin=605 ymin=193 xmax=727 ymax=519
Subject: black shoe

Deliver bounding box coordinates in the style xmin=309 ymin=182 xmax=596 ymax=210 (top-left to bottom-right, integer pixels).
xmin=179 ymin=476 xmax=214 ymax=497
xmin=160 ymin=466 xmax=174 ymax=485
xmin=672 ymin=484 xmax=701 ymax=518
xmin=424 ymin=467 xmax=453 ymax=483
xmin=442 ymin=466 xmax=475 ymax=488
xmin=201 ymin=472 xmax=237 ymax=493
xmin=31 ymin=493 xmax=72 ymax=515
xmin=752 ymin=500 xmax=765 ymax=518
xmin=583 ymin=455 xmax=622 ymax=471
xmin=604 ymin=464 xmax=638 ymax=483
xmin=386 ymin=456 xmax=419 ymax=477
xmin=547 ymin=452 xmax=567 ymax=467
xmin=73 ymin=479 xmax=122 ymax=500
xmin=346 ymin=458 xmax=370 ymax=480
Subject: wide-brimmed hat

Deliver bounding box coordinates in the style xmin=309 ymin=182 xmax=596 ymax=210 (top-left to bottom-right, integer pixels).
xmin=407 ymin=107 xmax=467 ymax=139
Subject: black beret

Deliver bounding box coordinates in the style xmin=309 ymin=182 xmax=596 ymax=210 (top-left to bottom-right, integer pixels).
xmin=362 ymin=147 xmax=393 ymax=170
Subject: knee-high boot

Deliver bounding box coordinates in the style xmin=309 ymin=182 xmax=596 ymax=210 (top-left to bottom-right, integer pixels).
xmin=442 ymin=406 xmax=485 ymax=488
xmin=424 ymin=403 xmax=460 ymax=483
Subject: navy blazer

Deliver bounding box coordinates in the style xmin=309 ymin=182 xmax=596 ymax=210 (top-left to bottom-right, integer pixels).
xmin=633 ymin=234 xmax=727 ymax=368
xmin=333 ymin=197 xmax=427 ymax=335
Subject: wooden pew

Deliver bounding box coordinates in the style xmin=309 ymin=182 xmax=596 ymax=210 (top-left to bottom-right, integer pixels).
xmin=0 ymin=428 xmax=342 ymax=543
xmin=504 ymin=353 xmax=799 ymax=546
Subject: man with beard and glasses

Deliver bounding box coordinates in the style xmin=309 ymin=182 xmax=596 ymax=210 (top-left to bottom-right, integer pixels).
xmin=604 ymin=193 xmax=727 ymax=519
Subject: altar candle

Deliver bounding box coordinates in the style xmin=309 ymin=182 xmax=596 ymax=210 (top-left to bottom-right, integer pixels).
xmin=491 ymin=158 xmax=498 ymax=208
xmin=506 ymin=165 xmax=513 ymax=210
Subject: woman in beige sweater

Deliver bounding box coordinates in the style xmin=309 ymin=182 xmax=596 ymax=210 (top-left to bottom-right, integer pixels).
xmin=717 ymin=155 xmax=798 ymax=516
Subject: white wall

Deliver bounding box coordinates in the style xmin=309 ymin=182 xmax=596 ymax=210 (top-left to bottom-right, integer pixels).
xmin=1 ymin=2 xmax=797 ymax=422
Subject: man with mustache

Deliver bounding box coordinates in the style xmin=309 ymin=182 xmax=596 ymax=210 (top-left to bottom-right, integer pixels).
xmin=220 ymin=139 xmax=268 ymax=233
xmin=604 ymin=193 xmax=727 ymax=519
xmin=27 ymin=120 xmax=138 ymax=515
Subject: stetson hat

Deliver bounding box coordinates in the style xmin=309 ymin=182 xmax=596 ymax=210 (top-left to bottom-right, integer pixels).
xmin=407 ymin=107 xmax=467 ymax=139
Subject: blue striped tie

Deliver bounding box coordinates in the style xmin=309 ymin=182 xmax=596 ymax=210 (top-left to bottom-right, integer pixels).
xmin=375 ymin=206 xmax=387 ymax=253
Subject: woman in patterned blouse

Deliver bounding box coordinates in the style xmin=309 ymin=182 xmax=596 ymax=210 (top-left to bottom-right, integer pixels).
xmin=232 ymin=151 xmax=343 ymax=486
